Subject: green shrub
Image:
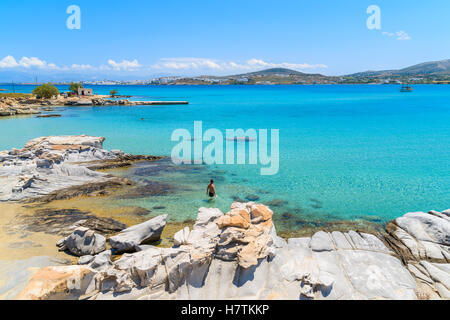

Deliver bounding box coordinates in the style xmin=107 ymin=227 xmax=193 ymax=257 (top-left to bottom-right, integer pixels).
xmin=69 ymin=82 xmax=83 ymax=93
xmin=32 ymin=83 xmax=60 ymax=99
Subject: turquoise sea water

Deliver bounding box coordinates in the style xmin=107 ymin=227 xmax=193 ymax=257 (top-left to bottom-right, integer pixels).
xmin=1 ymin=84 xmax=449 ymax=225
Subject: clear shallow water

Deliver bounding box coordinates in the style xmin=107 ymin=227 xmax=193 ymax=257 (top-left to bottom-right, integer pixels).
xmin=1 ymin=84 xmax=449 ymax=225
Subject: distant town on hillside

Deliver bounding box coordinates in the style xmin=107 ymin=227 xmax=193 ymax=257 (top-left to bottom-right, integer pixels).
xmin=4 ymin=59 xmax=450 ymax=86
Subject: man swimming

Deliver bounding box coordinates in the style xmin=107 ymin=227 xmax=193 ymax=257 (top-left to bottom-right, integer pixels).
xmin=206 ymin=179 xmax=216 ymax=198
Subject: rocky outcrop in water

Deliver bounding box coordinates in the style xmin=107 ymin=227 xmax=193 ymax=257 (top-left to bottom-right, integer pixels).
xmin=65 ymin=98 xmax=188 ymax=106
xmin=0 ymin=97 xmax=41 ymax=116
xmin=0 ymin=96 xmax=189 ymax=117
xmin=109 ymin=215 xmax=168 ymax=253
xmin=0 ymin=135 xmax=156 ymax=202
xmin=16 ymin=203 xmax=450 ymax=300
xmin=57 ymin=227 xmax=107 ymax=257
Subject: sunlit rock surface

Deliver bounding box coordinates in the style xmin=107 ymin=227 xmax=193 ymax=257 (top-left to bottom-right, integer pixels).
xmin=17 ymin=203 xmax=450 ymax=300
xmin=385 ymin=210 xmax=450 ymax=299
xmin=109 ymin=215 xmax=168 ymax=253
xmin=15 ymin=265 xmax=96 ymax=300
xmin=0 ymin=135 xmax=129 ymax=202
xmin=57 ymin=227 xmax=106 ymax=257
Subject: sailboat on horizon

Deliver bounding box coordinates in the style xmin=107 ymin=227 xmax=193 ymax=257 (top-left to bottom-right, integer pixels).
xmin=400 ymin=79 xmax=414 ymax=92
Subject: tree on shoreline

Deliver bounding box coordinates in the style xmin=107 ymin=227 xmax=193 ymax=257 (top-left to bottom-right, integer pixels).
xmin=110 ymin=89 xmax=118 ymax=97
xmin=32 ymin=83 xmax=60 ymax=99
xmin=69 ymin=82 xmax=83 ymax=93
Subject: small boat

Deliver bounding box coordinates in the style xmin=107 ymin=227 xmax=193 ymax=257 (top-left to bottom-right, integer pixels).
xmin=400 ymin=82 xmax=413 ymax=92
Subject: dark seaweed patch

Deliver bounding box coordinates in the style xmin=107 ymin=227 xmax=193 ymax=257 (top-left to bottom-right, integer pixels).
xmin=9 ymin=208 xmax=126 ymax=236
xmin=117 ymin=180 xmax=179 ymax=199
xmin=264 ymin=199 xmax=288 ymax=207
xmin=245 ymin=194 xmax=260 ymax=201
xmin=231 ymin=195 xmax=245 ymax=203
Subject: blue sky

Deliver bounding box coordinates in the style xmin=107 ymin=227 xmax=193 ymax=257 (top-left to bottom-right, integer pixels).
xmin=0 ymin=0 xmax=449 ymax=81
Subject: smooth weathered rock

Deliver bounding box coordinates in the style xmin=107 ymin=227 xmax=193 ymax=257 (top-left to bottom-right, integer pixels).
xmin=24 ymin=135 xmax=106 ymax=150
xmin=310 ymin=231 xmax=334 ymax=252
xmin=386 ymin=210 xmax=449 ymax=264
xmin=89 ymin=250 xmax=113 ymax=271
xmin=18 ymin=204 xmax=450 ymax=300
xmin=173 ymin=227 xmax=191 ymax=247
xmin=250 ymin=204 xmax=273 ymax=222
xmin=78 ymin=255 xmax=95 ymax=265
xmin=0 ymin=98 xmax=41 ymax=116
xmin=385 ymin=210 xmax=450 ymax=299
xmin=215 ymin=202 xmax=275 ymax=268
xmin=89 ymin=204 xmax=423 ymax=300
xmin=109 ymin=215 xmax=168 ymax=253
xmin=58 ymin=227 xmax=106 ymax=256
xmin=15 ymin=266 xmax=96 ymax=300
xmin=0 ymin=135 xmax=124 ymax=202
xmin=0 ymin=135 xmax=161 ymax=203
xmin=216 ymin=208 xmax=250 ymax=229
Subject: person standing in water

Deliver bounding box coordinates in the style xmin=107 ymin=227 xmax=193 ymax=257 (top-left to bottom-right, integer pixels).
xmin=206 ymin=179 xmax=216 ymax=198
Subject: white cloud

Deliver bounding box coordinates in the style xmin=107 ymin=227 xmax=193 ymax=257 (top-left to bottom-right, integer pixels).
xmin=19 ymin=57 xmax=47 ymax=68
xmin=0 ymin=55 xmax=19 ymax=68
xmin=246 ymin=58 xmax=327 ymax=70
xmin=0 ymin=55 xmax=327 ymax=76
xmin=152 ymin=57 xmax=327 ymax=72
xmin=107 ymin=59 xmax=141 ymax=71
xmin=71 ymin=64 xmax=93 ymax=70
xmin=152 ymin=58 xmax=222 ymax=70
xmin=396 ymin=31 xmax=411 ymax=41
xmin=0 ymin=55 xmax=143 ymax=73
xmin=0 ymin=55 xmax=59 ymax=69
xmin=382 ymin=30 xmax=411 ymax=41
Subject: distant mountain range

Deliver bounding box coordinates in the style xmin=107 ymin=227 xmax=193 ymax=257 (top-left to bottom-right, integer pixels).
xmin=213 ymin=67 xmax=331 ymax=84
xmin=211 ymin=59 xmax=450 ymax=84
xmin=184 ymin=59 xmax=449 ymax=85
xmin=225 ymin=59 xmax=450 ymax=78
xmin=230 ymin=68 xmax=313 ymax=77
xmin=348 ymin=59 xmax=450 ymax=77
xmin=1 ymin=59 xmax=449 ymax=85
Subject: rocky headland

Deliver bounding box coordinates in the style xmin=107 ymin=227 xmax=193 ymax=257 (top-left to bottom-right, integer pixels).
xmin=0 ymin=135 xmax=161 ymax=202
xmin=0 ymin=96 xmax=42 ymax=116
xmin=0 ymin=95 xmax=188 ymax=117
xmin=1 ymin=135 xmax=448 ymax=300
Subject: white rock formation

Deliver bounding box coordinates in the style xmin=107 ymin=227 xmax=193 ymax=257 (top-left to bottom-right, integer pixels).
xmin=0 ymin=98 xmax=41 ymax=116
xmin=109 ymin=215 xmax=168 ymax=253
xmin=18 ymin=203 xmax=450 ymax=300
xmin=57 ymin=227 xmax=106 ymax=257
xmin=385 ymin=210 xmax=450 ymax=299
xmin=0 ymin=135 xmax=126 ymax=202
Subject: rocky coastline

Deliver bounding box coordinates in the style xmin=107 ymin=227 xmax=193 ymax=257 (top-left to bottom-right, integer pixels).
xmin=0 ymin=135 xmax=162 ymax=202
xmin=0 ymin=135 xmax=448 ymax=300
xmin=15 ymin=203 xmax=450 ymax=300
xmin=0 ymin=95 xmax=188 ymax=117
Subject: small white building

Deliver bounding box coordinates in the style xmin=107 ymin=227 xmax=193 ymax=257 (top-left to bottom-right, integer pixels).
xmin=236 ymin=77 xmax=249 ymax=83
xmin=78 ymin=88 xmax=93 ymax=96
